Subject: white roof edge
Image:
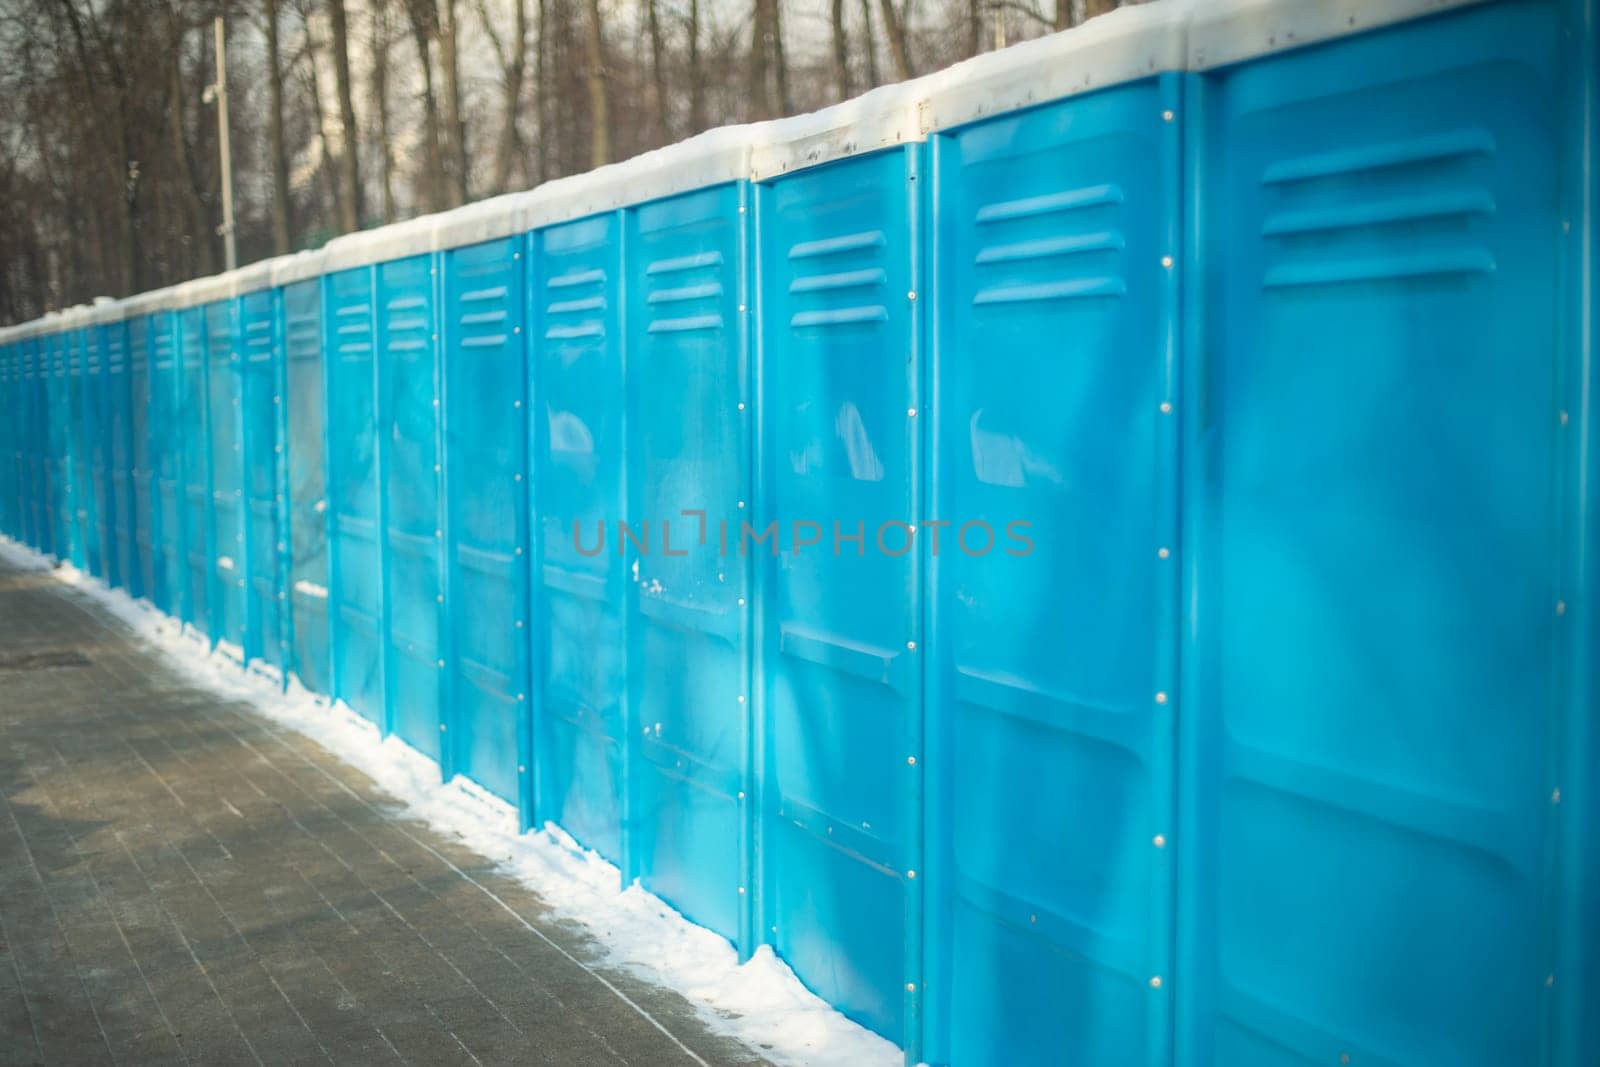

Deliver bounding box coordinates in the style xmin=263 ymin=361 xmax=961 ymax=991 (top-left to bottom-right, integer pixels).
xmin=0 ymin=0 xmax=1490 ymax=345
xmin=1186 ymin=0 xmax=1485 ymax=71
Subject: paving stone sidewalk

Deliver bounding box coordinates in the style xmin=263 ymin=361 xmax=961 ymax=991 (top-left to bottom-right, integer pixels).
xmin=0 ymin=555 xmax=769 ymax=1067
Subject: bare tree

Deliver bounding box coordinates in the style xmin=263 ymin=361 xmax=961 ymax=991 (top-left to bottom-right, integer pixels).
xmin=644 ymin=0 xmax=670 ymax=140
xmin=441 ymin=0 xmax=469 ymax=205
xmin=328 ymin=0 xmax=363 ymax=231
xmin=475 ymin=0 xmax=530 ymax=195
xmin=584 ymin=0 xmax=609 ymax=167
xmin=405 ymin=0 xmax=447 ymax=212
xmin=265 ymin=0 xmax=293 ymax=252
xmin=371 ymin=0 xmax=399 ymax=223
xmin=878 ymin=0 xmax=914 ymax=80
xmin=831 ymin=0 xmax=853 ymax=99
xmin=859 ymin=0 xmax=881 ymax=87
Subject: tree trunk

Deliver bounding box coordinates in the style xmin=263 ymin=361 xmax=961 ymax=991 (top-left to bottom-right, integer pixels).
xmin=878 ymin=0 xmax=913 ymax=80
xmin=441 ymin=0 xmax=469 ymax=206
xmin=494 ymin=0 xmax=529 ymax=193
xmin=302 ymin=29 xmax=346 ymax=233
xmin=830 ymin=0 xmax=852 ymax=99
xmin=858 ymin=0 xmax=880 ymax=87
xmin=1085 ymin=0 xmax=1116 ymax=17
xmin=772 ymin=0 xmax=790 ymax=114
xmin=328 ymin=0 xmax=363 ymax=231
xmin=749 ymin=0 xmax=770 ymax=119
xmin=584 ymin=0 xmax=609 ymax=168
xmin=167 ymin=35 xmax=214 ymax=276
xmin=644 ymin=0 xmax=669 ymax=141
xmin=371 ymin=0 xmax=398 ymax=223
xmin=265 ymin=0 xmax=293 ymax=253
xmin=686 ymin=0 xmax=704 ymax=131
xmin=407 ymin=0 xmax=446 ymax=212
xmin=535 ymin=0 xmax=550 ymax=181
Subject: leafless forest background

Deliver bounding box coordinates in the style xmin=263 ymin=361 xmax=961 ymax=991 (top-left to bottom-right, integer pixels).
xmin=0 ymin=0 xmax=1131 ymax=324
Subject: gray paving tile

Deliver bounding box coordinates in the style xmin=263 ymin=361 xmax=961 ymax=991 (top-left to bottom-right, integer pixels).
xmin=0 ymin=557 xmax=770 ymax=1067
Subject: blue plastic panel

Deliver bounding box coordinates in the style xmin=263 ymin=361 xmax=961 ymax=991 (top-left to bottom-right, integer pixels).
xmin=205 ymin=299 xmax=247 ymax=649
xmin=1178 ymin=6 xmax=1566 ymax=1067
xmin=285 ymin=280 xmax=331 ymax=694
xmin=326 ymin=267 xmax=384 ymax=724
xmin=757 ymin=148 xmax=921 ymax=1044
xmin=21 ymin=339 xmax=45 ymax=551
xmin=241 ymin=289 xmax=284 ymax=668
xmin=0 ymin=343 xmax=14 ymax=537
xmin=924 ymin=79 xmax=1179 ymax=1067
xmin=533 ymin=211 xmax=627 ymax=864
xmin=106 ymin=321 xmax=135 ymax=593
xmin=625 ymin=184 xmax=751 ymax=945
xmin=177 ymin=307 xmax=211 ymax=633
xmin=149 ymin=313 xmax=185 ymax=616
xmin=67 ymin=329 xmax=93 ymax=571
xmin=378 ymin=254 xmax=445 ymax=758
xmin=127 ymin=316 xmax=153 ymax=599
xmin=49 ymin=332 xmax=74 ymax=562
xmin=84 ymin=325 xmax=111 ymax=582
xmin=444 ymin=237 xmax=529 ymax=804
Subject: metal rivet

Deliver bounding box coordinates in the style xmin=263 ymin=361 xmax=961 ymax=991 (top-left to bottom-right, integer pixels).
xmin=440 ymin=723 xmax=447 ymax=731
xmin=737 ymin=886 xmax=746 ymax=894
xmin=1556 ymin=600 xmax=1566 ymax=616
xmin=737 ymin=402 xmax=746 ymax=411
xmin=1560 ymin=410 xmax=1569 ymax=426
xmin=1160 ymin=401 xmax=1173 ymax=414
xmin=737 ymin=500 xmax=746 ymax=509
xmin=1552 ymin=788 xmax=1562 ymax=804
xmin=514 ymin=473 xmax=523 ymax=482
xmin=1161 ymin=256 xmax=1174 ymax=268
xmin=514 ymin=326 xmax=521 ymax=334
xmin=1155 ymin=692 xmax=1168 ymax=705
xmin=906 ymin=983 xmax=916 ymax=992
xmin=1153 ymin=833 xmax=1166 ymax=848
xmin=906 ymin=640 xmax=916 ymax=651
xmin=907 ymin=407 xmax=917 ymax=418
xmin=1158 ymin=547 xmax=1170 ymax=559
xmin=738 ymin=304 xmax=747 ymax=313
xmin=1162 ymin=109 xmax=1174 ymax=121
xmin=517 ymin=693 xmax=525 ymax=701
xmin=514 ymin=400 xmax=522 ymax=409
xmin=736 ymin=789 xmax=747 ymax=800
xmin=906 ymin=870 xmax=916 ymax=880
xmin=1546 ymin=974 xmax=1555 ymax=987
xmin=737 ymin=694 xmax=746 ymax=704
xmin=518 ymin=764 xmax=526 ymax=773
xmin=437 ymin=659 xmax=445 ymax=667
xmin=1149 ymin=976 xmax=1163 ymax=989
xmin=737 ymin=597 xmax=746 ymax=606
xmin=436 ymin=594 xmax=444 ymax=603
xmin=515 ymin=546 xmax=523 ymax=555
xmin=907 ymin=756 xmax=916 ymax=766
xmin=1340 ymin=1055 xmax=1350 ymax=1066
xmin=907 ymin=291 xmax=917 ymax=301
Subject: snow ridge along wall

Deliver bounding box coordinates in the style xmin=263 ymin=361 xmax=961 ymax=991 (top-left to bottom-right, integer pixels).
xmin=3 ymin=1 xmax=1598 ymax=1064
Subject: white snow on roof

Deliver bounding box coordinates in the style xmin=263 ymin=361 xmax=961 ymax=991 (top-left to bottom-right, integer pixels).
xmin=0 ymin=0 xmax=1485 ymax=345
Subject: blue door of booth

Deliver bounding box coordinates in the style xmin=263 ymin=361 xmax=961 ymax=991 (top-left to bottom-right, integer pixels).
xmin=757 ymin=147 xmax=922 ymax=1044
xmin=533 ymin=213 xmax=627 ymax=864
xmin=444 ymin=237 xmax=529 ymax=803
xmin=206 ymin=300 xmax=247 ymax=650
xmin=326 ymin=267 xmax=384 ymax=724
xmin=286 ymin=279 xmax=331 ymax=695
xmin=379 ymin=255 xmax=445 ymax=759
xmin=241 ymin=290 xmax=284 ymax=668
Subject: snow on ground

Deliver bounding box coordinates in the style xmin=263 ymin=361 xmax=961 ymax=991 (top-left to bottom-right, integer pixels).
xmin=0 ymin=535 xmax=901 ymax=1067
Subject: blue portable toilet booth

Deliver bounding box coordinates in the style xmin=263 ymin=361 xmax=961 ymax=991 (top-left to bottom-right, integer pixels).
xmin=0 ymin=0 xmax=1594 ymax=1063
